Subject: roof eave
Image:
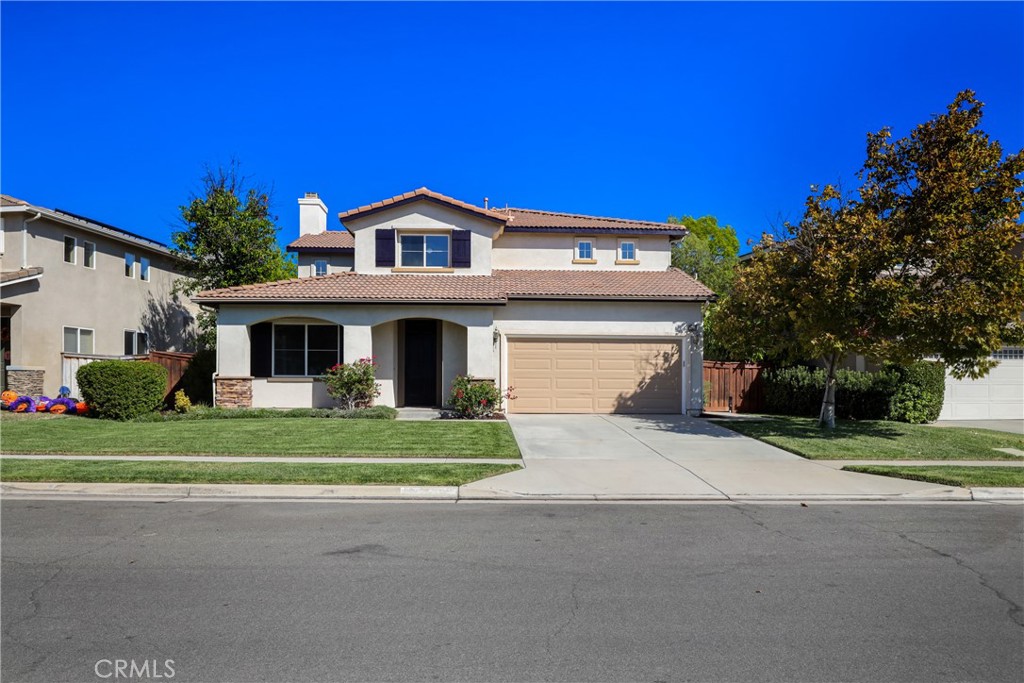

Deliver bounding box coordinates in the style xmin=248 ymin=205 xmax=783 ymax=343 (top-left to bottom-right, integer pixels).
xmin=503 ymin=226 xmax=684 ymax=236
xmin=191 ymin=296 xmax=508 ymax=305
xmin=338 ymin=195 xmax=508 ymax=226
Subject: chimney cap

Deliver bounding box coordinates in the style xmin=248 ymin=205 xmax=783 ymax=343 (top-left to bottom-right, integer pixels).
xmin=305 ymin=192 xmax=319 ymax=198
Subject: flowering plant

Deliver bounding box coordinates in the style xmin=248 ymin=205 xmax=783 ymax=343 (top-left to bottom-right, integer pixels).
xmin=321 ymin=357 xmax=381 ymax=411
xmin=446 ymin=376 xmax=515 ymax=419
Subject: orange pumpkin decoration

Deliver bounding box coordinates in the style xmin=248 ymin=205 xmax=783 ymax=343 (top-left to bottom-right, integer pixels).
xmin=13 ymin=402 xmax=29 ymax=412
xmin=1 ymin=390 xmax=17 ymax=404
xmin=49 ymin=403 xmax=68 ymax=414
xmin=75 ymin=402 xmax=89 ymax=415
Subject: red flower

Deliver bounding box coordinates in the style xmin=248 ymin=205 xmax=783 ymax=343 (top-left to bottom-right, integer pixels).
xmin=479 ymin=398 xmax=488 ymax=405
xmin=456 ymin=390 xmax=464 ymax=399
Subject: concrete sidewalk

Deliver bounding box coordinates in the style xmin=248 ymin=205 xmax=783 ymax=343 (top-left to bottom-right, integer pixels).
xmin=0 ymin=454 xmax=517 ymax=465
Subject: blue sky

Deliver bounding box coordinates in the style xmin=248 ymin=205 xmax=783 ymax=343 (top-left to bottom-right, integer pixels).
xmin=2 ymin=2 xmax=1021 ymax=250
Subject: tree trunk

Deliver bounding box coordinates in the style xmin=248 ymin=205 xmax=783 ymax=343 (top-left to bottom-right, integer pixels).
xmin=818 ymin=352 xmax=839 ymax=430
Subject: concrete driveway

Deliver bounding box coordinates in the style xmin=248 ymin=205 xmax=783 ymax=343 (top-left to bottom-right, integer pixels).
xmin=459 ymin=414 xmax=967 ymax=501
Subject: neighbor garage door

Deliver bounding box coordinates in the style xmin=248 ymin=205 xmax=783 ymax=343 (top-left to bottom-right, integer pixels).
xmin=508 ymin=338 xmax=682 ymax=414
xmin=938 ymin=349 xmax=1024 ymax=420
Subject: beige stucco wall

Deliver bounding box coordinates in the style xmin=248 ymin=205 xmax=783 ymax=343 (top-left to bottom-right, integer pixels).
xmin=215 ymin=299 xmax=704 ymax=413
xmin=296 ymin=253 xmax=354 ymax=277
xmin=1 ymin=212 xmax=199 ymax=396
xmin=345 ymin=203 xmax=500 ymax=275
xmin=491 ymin=233 xmax=673 ymax=271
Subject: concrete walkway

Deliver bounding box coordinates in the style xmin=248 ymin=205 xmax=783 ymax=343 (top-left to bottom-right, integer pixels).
xmin=458 ymin=414 xmax=980 ymax=501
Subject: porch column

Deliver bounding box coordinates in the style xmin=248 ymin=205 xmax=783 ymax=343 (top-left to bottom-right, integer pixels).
xmin=465 ymin=324 xmax=495 ymax=379
xmin=343 ymin=324 xmax=373 ymax=364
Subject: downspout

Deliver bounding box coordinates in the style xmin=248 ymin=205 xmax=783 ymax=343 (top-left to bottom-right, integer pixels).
xmin=22 ymin=212 xmax=42 ymax=269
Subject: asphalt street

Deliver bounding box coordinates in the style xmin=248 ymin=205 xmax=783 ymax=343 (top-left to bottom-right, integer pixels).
xmin=2 ymin=500 xmax=1021 ymax=682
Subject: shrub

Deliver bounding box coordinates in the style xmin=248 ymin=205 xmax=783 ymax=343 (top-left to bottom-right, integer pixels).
xmin=132 ymin=405 xmax=398 ymax=422
xmin=888 ymin=360 xmax=945 ymax=423
xmin=179 ymin=348 xmax=215 ymax=405
xmin=174 ymin=389 xmax=192 ymax=414
xmin=322 ymin=358 xmax=381 ymax=410
xmin=763 ymin=360 xmax=945 ymax=423
xmin=447 ymin=376 xmax=510 ymax=419
xmin=77 ymin=360 xmax=167 ymax=420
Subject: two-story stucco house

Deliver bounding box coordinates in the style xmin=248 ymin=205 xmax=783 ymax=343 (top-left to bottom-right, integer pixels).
xmin=0 ymin=194 xmax=198 ymax=396
xmin=194 ymin=188 xmax=714 ymax=414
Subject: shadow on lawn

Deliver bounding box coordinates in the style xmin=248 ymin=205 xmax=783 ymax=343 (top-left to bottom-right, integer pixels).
xmin=719 ymin=417 xmax=908 ymax=442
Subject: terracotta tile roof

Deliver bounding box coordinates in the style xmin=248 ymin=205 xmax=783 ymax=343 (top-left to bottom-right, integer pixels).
xmin=194 ymin=272 xmax=506 ymax=303
xmin=338 ymin=187 xmax=508 ymax=224
xmin=288 ymin=231 xmax=355 ymax=251
xmin=496 ymin=269 xmax=713 ymax=300
xmin=500 ymin=207 xmax=684 ymax=234
xmin=193 ymin=268 xmax=713 ymax=303
xmin=1 ymin=194 xmax=29 ymax=207
xmin=0 ymin=266 xmax=44 ymax=284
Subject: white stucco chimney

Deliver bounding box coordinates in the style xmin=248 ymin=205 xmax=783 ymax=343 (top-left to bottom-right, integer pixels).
xmin=298 ymin=192 xmax=328 ymax=236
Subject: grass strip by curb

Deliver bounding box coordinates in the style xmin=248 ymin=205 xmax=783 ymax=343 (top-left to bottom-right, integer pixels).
xmin=0 ymin=417 xmax=521 ymax=459
xmin=843 ymin=465 xmax=1024 ymax=488
xmin=715 ymin=416 xmax=1024 ymax=461
xmin=0 ymin=459 xmax=520 ymax=486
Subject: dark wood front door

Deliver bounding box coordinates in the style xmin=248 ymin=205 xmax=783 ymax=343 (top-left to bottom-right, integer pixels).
xmin=403 ymin=320 xmax=439 ymax=407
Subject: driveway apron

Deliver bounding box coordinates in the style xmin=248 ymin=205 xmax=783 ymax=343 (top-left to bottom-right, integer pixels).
xmin=458 ymin=414 xmax=967 ymax=500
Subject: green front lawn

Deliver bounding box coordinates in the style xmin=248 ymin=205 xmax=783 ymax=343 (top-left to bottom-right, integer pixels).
xmin=843 ymin=465 xmax=1024 ymax=488
xmin=715 ymin=416 xmax=1024 ymax=460
xmin=0 ymin=416 xmax=521 ymax=458
xmin=0 ymin=459 xmax=519 ymax=486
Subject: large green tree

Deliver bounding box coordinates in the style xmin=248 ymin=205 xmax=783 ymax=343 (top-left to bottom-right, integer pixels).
xmin=172 ymin=163 xmax=296 ymax=347
xmin=668 ymin=215 xmax=740 ymax=295
xmin=716 ymin=90 xmax=1024 ymax=428
xmin=668 ymin=215 xmax=741 ymax=360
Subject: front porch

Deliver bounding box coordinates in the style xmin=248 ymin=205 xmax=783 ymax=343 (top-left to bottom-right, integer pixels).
xmin=212 ymin=305 xmax=497 ymax=409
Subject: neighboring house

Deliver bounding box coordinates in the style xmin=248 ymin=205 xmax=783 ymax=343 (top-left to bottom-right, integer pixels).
xmin=195 ymin=188 xmax=714 ymax=414
xmin=0 ymin=194 xmax=198 ymax=396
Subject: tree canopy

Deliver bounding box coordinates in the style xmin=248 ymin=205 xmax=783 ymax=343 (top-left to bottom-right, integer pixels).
xmin=668 ymin=215 xmax=740 ymax=296
xmin=172 ymin=163 xmax=296 ymax=347
xmin=715 ymin=90 xmax=1024 ymax=426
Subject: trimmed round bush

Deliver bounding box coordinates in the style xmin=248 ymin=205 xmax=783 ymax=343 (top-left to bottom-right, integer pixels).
xmin=77 ymin=360 xmax=168 ymax=420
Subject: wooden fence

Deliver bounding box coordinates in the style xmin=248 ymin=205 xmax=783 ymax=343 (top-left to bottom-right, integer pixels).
xmin=61 ymin=351 xmax=194 ymax=401
xmin=702 ymin=361 xmax=768 ymax=413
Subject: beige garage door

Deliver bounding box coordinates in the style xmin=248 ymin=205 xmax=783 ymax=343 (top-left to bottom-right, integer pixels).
xmin=508 ymin=338 xmax=682 ymax=414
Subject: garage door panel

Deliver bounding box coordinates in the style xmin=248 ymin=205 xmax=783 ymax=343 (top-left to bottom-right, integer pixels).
xmin=939 ymin=357 xmax=1024 ymax=420
xmin=509 ymin=338 xmax=682 ymax=414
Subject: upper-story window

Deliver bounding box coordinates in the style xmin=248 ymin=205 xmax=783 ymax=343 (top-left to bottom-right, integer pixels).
xmin=64 ymin=236 xmax=77 ymax=264
xmin=83 ymin=241 xmax=96 ymax=269
xmin=140 ymin=256 xmax=151 ymax=282
xmin=314 ymin=259 xmax=328 ymax=276
xmin=617 ymin=239 xmax=638 ymax=263
xmin=400 ymin=234 xmax=450 ymax=268
xmin=125 ymin=252 xmax=135 ymax=278
xmin=574 ymin=238 xmax=595 ymax=263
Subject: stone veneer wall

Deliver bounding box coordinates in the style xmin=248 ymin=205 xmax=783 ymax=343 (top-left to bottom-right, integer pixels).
xmin=215 ymin=376 xmax=253 ymax=408
xmin=5 ymin=368 xmax=45 ymax=397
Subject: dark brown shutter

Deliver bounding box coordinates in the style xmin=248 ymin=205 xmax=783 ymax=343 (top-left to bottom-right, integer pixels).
xmin=452 ymin=230 xmax=471 ymax=268
xmin=250 ymin=322 xmax=273 ymax=377
xmin=375 ymin=228 xmax=396 ymax=267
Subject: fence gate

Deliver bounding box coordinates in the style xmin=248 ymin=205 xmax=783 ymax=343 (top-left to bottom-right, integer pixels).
xmin=703 ymin=361 xmax=767 ymax=413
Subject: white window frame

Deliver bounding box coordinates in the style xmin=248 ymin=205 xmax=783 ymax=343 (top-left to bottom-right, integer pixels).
xmin=398 ymin=232 xmax=451 ymax=269
xmin=617 ymin=239 xmax=638 ymax=264
xmin=63 ymin=235 xmax=77 ymax=265
xmin=123 ymin=329 xmax=149 ymax=355
xmin=271 ymin=323 xmax=341 ymax=377
xmin=574 ymin=237 xmax=595 ymax=263
xmin=62 ymin=326 xmax=95 ymax=354
xmin=140 ymin=255 xmax=151 ymax=282
xmin=83 ymin=240 xmax=96 ymax=269
xmin=125 ymin=252 xmax=136 ymax=278
xmin=314 ymin=259 xmax=328 ymax=277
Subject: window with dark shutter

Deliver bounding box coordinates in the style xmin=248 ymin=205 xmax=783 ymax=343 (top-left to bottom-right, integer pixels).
xmin=375 ymin=228 xmax=396 ymax=267
xmin=250 ymin=322 xmax=273 ymax=377
xmin=451 ymin=230 xmax=471 ymax=268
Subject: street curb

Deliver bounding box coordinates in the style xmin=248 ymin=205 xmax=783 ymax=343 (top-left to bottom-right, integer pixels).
xmin=2 ymin=482 xmax=1018 ymax=503
xmin=970 ymin=488 xmax=1024 ymax=501
xmin=0 ymin=482 xmax=459 ymax=500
